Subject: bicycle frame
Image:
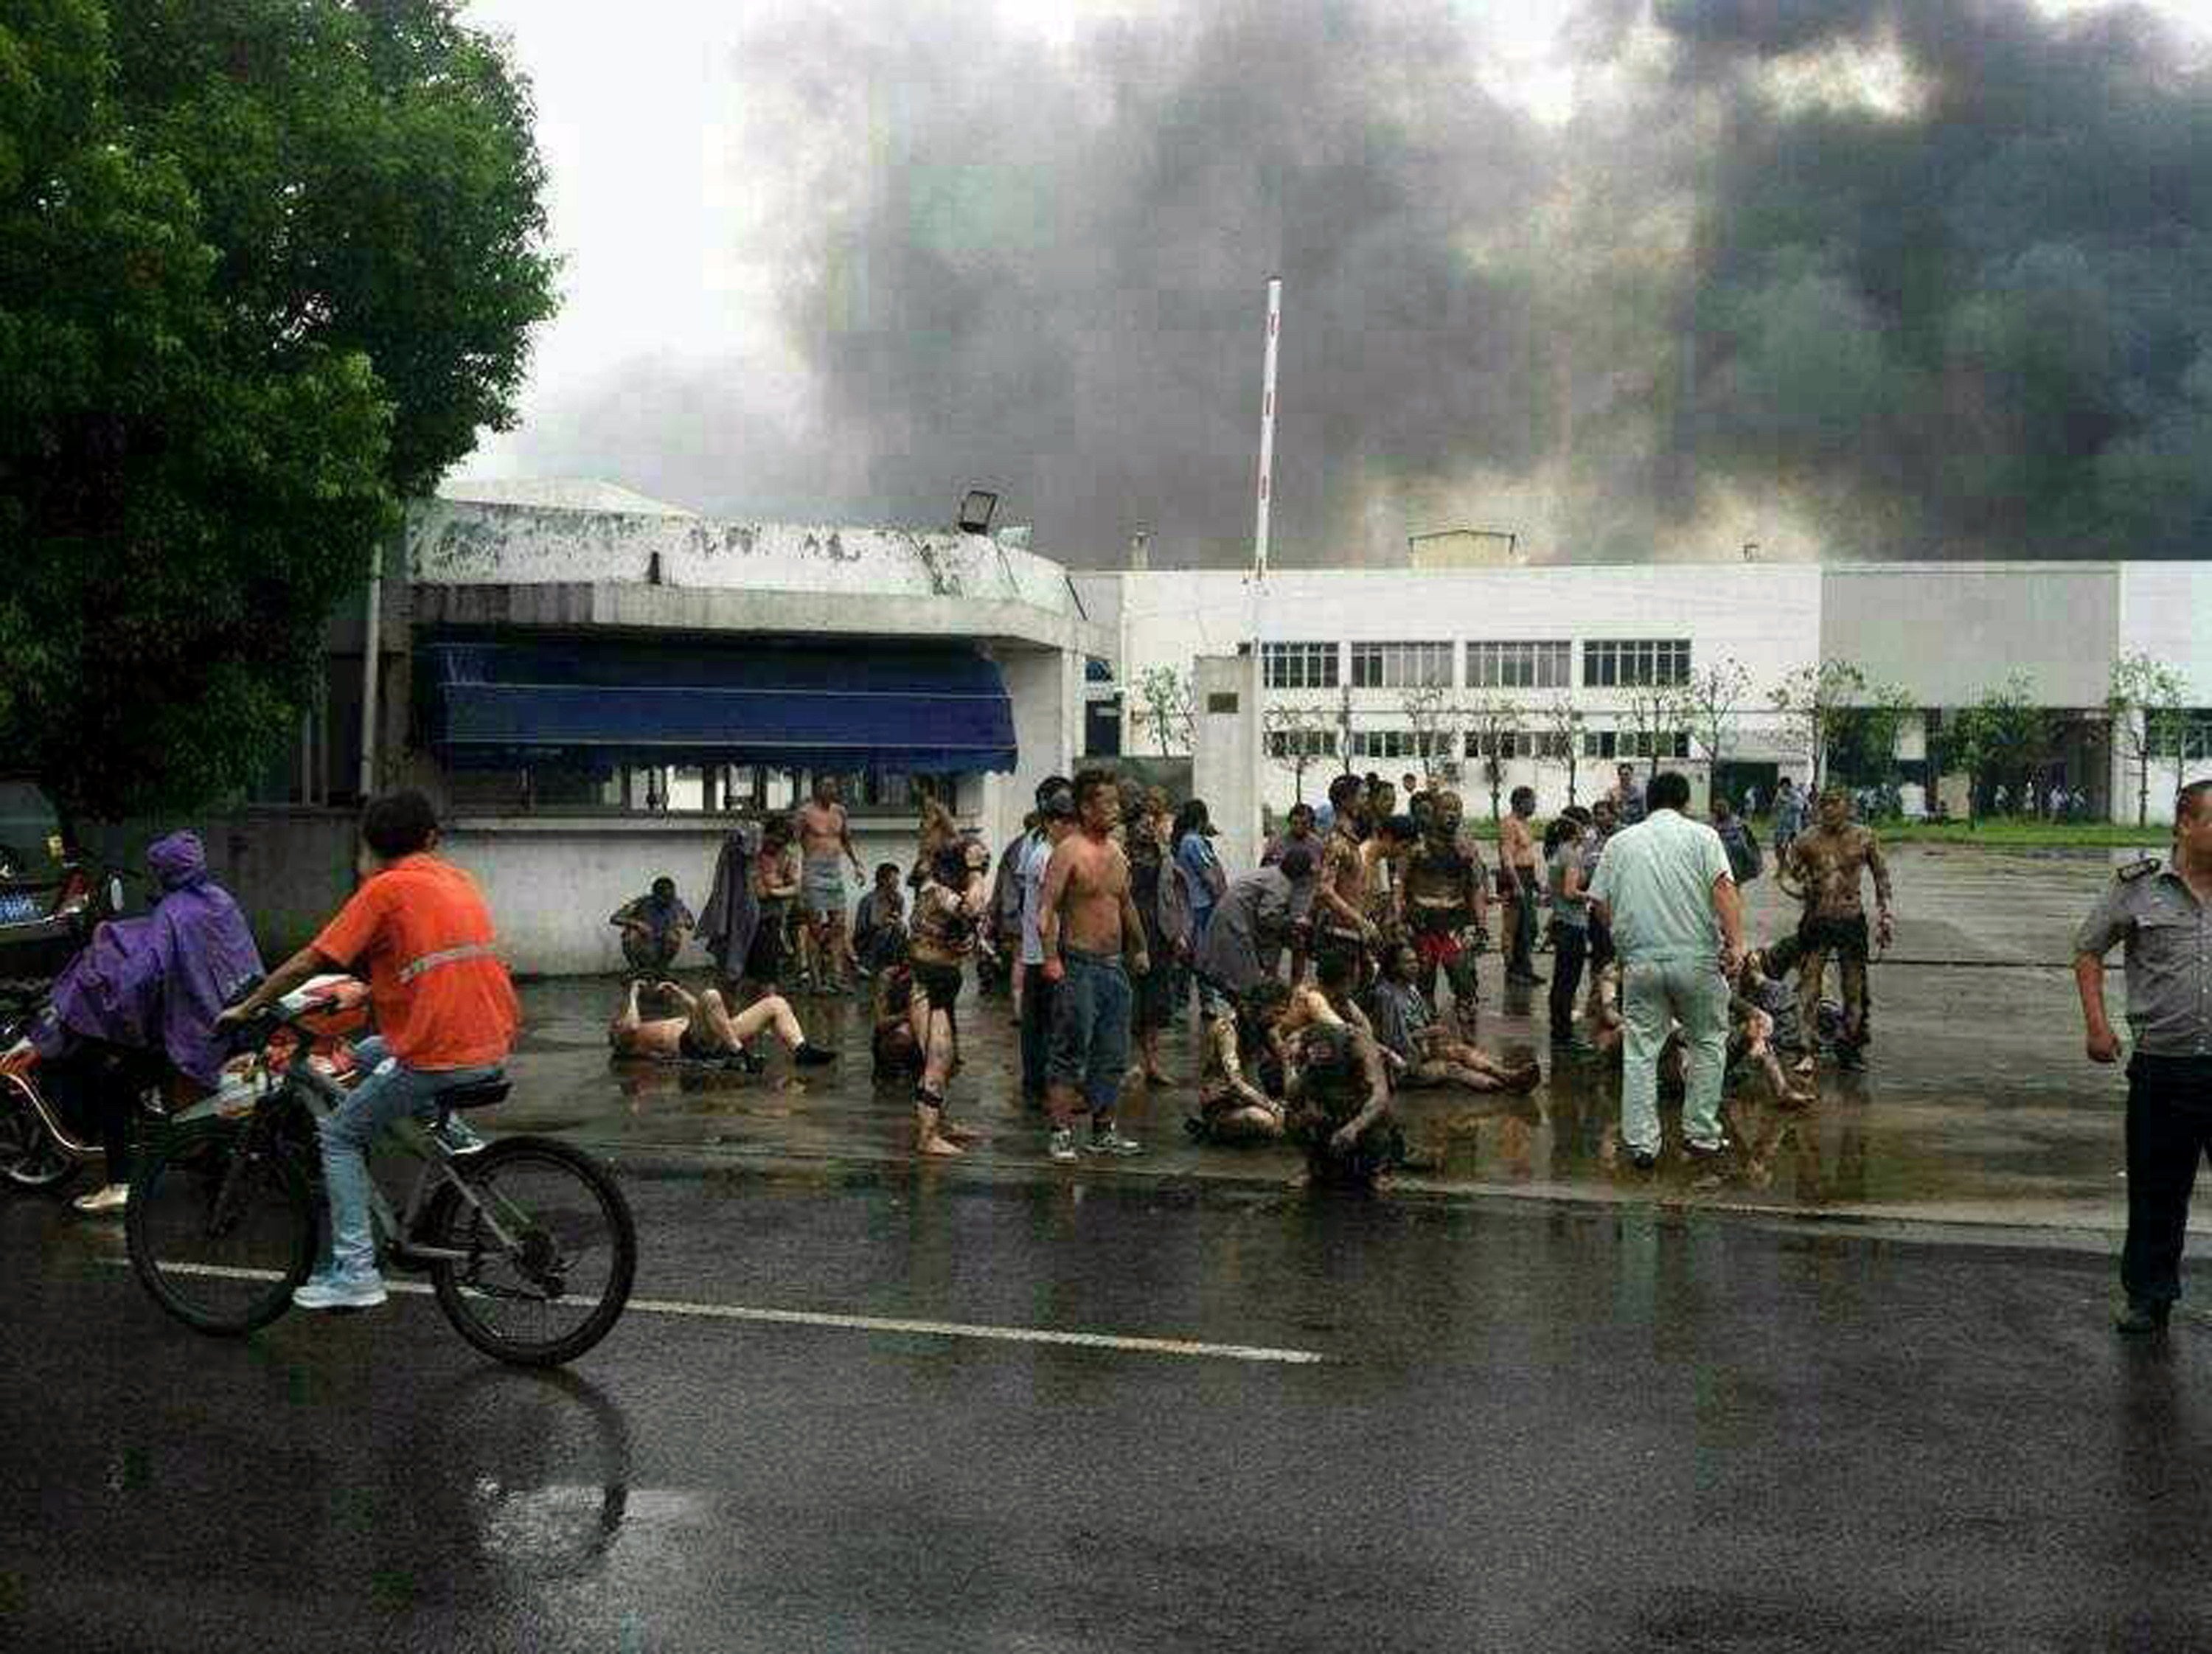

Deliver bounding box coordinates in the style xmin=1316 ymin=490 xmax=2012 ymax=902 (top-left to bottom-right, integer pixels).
xmin=172 ymin=1031 xmax=535 ymax=1273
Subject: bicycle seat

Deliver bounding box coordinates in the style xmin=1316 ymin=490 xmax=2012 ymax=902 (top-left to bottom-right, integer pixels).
xmin=438 ymin=1074 xmax=512 ymax=1111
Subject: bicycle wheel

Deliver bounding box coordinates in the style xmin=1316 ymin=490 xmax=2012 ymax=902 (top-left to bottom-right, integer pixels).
xmin=128 ymin=1119 xmax=316 ymax=1335
xmin=422 ymin=1136 xmax=636 ymax=1368
xmin=0 ymin=1076 xmax=80 ymax=1192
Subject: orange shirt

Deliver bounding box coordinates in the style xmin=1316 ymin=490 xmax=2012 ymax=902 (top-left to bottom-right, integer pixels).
xmin=313 ymin=854 xmax=520 ymax=1070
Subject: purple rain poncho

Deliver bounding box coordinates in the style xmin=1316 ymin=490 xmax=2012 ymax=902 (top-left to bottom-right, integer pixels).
xmin=36 ymin=832 xmax=264 ymax=1087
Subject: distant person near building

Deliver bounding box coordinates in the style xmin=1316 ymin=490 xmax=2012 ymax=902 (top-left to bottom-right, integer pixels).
xmin=1587 ymin=771 xmax=1745 ymax=1171
xmin=609 ymin=876 xmax=694 ymax=974
xmin=796 ymin=776 xmax=866 ymax=994
xmin=2073 ymin=779 xmax=2212 ymax=1335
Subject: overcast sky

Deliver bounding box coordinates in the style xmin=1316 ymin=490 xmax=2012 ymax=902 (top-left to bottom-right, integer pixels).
xmin=456 ymin=0 xmax=2212 ymax=567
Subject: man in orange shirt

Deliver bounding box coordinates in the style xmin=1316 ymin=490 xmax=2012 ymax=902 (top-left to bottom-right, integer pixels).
xmin=221 ymin=790 xmax=521 ymax=1310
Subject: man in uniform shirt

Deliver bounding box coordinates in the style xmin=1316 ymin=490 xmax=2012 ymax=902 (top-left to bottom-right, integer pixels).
xmin=2075 ymin=779 xmax=2212 ymax=1334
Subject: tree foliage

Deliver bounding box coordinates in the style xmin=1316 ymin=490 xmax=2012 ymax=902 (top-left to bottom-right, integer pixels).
xmin=0 ymin=0 xmax=557 ymax=824
xmin=1938 ymin=673 xmax=2058 ymax=815
xmin=1133 ymin=665 xmax=1194 ymax=756
xmin=2107 ymin=651 xmax=2190 ymax=827
xmin=1538 ymin=693 xmax=1586 ymax=804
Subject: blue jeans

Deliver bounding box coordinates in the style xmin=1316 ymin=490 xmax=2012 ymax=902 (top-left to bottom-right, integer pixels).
xmin=1046 ymin=948 xmax=1133 ymax=1121
xmin=316 ymin=1036 xmax=499 ymax=1283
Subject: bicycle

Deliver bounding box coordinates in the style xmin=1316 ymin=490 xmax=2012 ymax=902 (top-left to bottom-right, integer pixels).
xmin=125 ymin=981 xmax=636 ymax=1367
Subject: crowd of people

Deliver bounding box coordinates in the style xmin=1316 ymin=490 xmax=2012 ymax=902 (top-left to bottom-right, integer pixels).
xmin=597 ymin=762 xmax=1912 ymax=1189
xmin=21 ymin=768 xmax=2212 ymax=1335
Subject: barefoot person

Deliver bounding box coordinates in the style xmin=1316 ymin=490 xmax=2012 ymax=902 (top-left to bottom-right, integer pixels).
xmin=2075 ymin=779 xmax=2212 ymax=1335
xmin=1498 ymin=786 xmax=1544 ymax=987
xmin=1040 ymin=769 xmax=1150 ymax=1163
xmin=909 ymin=838 xmax=993 ymax=1156
xmin=745 ymin=817 xmax=801 ymax=998
xmin=796 ymin=776 xmax=866 ymax=992
xmin=1189 ymin=978 xmax=1292 ymax=1146
xmin=1368 ymin=941 xmax=1540 ymax=1094
xmin=608 ymin=875 xmax=694 ymax=976
xmin=1776 ymin=787 xmax=1894 ymax=1071
xmin=1286 ymin=1019 xmax=1408 ymax=1190
xmin=1402 ymin=790 xmax=1488 ymax=1034
xmin=607 ymin=979 xmax=837 ymax=1068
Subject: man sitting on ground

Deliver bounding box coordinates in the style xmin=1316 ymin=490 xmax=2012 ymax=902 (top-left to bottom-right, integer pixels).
xmin=871 ymin=939 xmax=924 ymax=1083
xmin=609 ymin=876 xmax=694 ymax=975
xmin=1287 ymin=1019 xmax=1410 ymax=1189
xmin=851 ymin=862 xmax=907 ymax=976
xmin=607 ymin=979 xmax=837 ymax=1069
xmin=1368 ymin=940 xmax=1541 ymax=1094
xmin=1188 ymin=978 xmax=1293 ymax=1146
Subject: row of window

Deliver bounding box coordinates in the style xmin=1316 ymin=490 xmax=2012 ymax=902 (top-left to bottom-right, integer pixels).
xmin=1266 ymin=729 xmax=1691 ymax=762
xmin=1261 ymin=638 xmax=1694 ymax=692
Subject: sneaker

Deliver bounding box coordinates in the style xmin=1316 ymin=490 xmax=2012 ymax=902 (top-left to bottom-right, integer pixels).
xmin=1048 ymin=1127 xmax=1079 ymax=1164
xmin=2117 ymin=1298 xmax=2173 ymax=1336
xmin=292 ymin=1273 xmax=389 ymax=1311
xmin=71 ymin=1182 xmax=130 ymax=1215
xmin=434 ymin=1116 xmax=487 ymax=1156
xmin=1085 ymin=1127 xmax=1144 ymax=1157
xmin=793 ymin=1042 xmax=839 ymax=1069
xmin=1624 ymin=1147 xmax=1659 ymax=1172
xmin=1683 ymin=1137 xmax=1732 ymax=1162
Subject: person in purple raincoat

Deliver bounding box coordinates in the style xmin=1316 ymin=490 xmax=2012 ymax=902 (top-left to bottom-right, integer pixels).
xmin=34 ymin=831 xmax=262 ymax=1215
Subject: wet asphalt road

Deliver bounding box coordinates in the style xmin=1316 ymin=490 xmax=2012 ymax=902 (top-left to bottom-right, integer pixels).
xmin=8 ymin=1166 xmax=2212 ymax=1653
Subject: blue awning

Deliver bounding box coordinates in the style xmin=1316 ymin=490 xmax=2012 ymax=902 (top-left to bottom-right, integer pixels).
xmin=418 ymin=639 xmax=1018 ymax=774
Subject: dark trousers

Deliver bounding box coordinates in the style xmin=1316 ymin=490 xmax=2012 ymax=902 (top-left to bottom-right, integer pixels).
xmin=1019 ymin=963 xmax=1056 ymax=1105
xmin=1507 ymin=882 xmax=1538 ymax=975
xmin=1548 ymin=926 xmax=1589 ymax=1040
xmin=2121 ymin=1055 xmax=2212 ymax=1305
xmin=44 ymin=1043 xmax=164 ymax=1184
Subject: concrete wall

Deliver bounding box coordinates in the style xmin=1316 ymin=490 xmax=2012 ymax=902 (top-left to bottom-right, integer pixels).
xmin=84 ymin=809 xmax=361 ymax=965
xmin=1819 ymin=564 xmax=2121 ymax=708
xmin=408 ymin=499 xmax=1084 ymax=619
xmin=1192 ymin=655 xmax=1262 ymax=873
xmin=987 ymin=644 xmax=1082 ymax=852
xmin=441 ymin=816 xmax=941 ymax=977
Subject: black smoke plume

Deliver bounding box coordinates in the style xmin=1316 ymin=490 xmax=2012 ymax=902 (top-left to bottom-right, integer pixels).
xmin=499 ymin=0 xmax=2212 ymax=566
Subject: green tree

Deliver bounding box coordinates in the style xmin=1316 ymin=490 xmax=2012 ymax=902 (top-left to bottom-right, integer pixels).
xmin=1538 ymin=693 xmax=1587 ymax=805
xmin=1133 ymin=665 xmax=1194 ymax=755
xmin=0 ymin=1 xmax=557 ymax=827
xmin=2107 ymin=651 xmax=2189 ymax=827
xmin=1940 ymin=673 xmax=2058 ymax=817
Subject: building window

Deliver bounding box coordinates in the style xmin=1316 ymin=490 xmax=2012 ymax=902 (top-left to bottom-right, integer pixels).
xmin=1262 ymin=641 xmax=1340 ymax=689
xmin=1349 ymin=641 xmax=1455 ymax=689
xmin=1266 ymin=729 xmax=1340 ymax=760
xmin=1467 ymin=729 xmax=1524 ymax=760
xmin=1349 ymin=729 xmax=1451 ymax=761
xmin=1583 ymin=639 xmax=1691 ymax=688
xmin=1583 ymin=729 xmax=1688 ymax=760
xmin=1467 ymin=641 xmax=1571 ymax=690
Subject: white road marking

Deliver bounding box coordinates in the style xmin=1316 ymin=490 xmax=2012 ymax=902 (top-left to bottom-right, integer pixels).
xmin=105 ymin=1260 xmax=1326 ymax=1365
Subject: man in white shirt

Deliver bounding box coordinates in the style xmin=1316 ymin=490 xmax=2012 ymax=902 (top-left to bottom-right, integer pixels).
xmin=1588 ymin=771 xmax=1746 ymax=1170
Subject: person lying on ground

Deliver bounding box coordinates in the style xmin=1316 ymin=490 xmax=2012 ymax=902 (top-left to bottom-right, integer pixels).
xmin=1367 ymin=942 xmax=1541 ymax=1094
xmin=1188 ymin=978 xmax=1292 ymax=1146
xmin=606 ymin=979 xmax=836 ymax=1068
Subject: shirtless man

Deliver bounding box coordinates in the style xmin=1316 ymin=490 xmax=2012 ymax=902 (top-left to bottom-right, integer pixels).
xmin=1497 ymin=785 xmax=1544 ymax=987
xmin=606 ymin=979 xmax=835 ymax=1068
xmin=1777 ymin=786 xmax=1894 ymax=1071
xmin=744 ymin=818 xmax=801 ymax=998
xmin=1400 ymin=790 xmax=1489 ymax=1032
xmin=1361 ymin=812 xmax=1415 ymax=946
xmin=1316 ymin=774 xmax=1380 ymax=982
xmin=1262 ymin=802 xmax=1324 ymax=983
xmin=1039 ymin=768 xmax=1151 ymax=1162
xmin=796 ymin=776 xmax=865 ymax=993
xmin=1285 ymin=1020 xmax=1407 ymax=1189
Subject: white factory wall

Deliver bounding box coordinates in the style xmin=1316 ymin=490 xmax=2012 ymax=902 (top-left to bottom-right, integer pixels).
xmin=1103 ymin=561 xmax=2212 ymax=824
xmin=1107 ymin=565 xmax=1818 ymax=817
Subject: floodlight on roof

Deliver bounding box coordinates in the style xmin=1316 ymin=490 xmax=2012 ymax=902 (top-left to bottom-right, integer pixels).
xmin=958 ymin=489 xmax=998 ymax=534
